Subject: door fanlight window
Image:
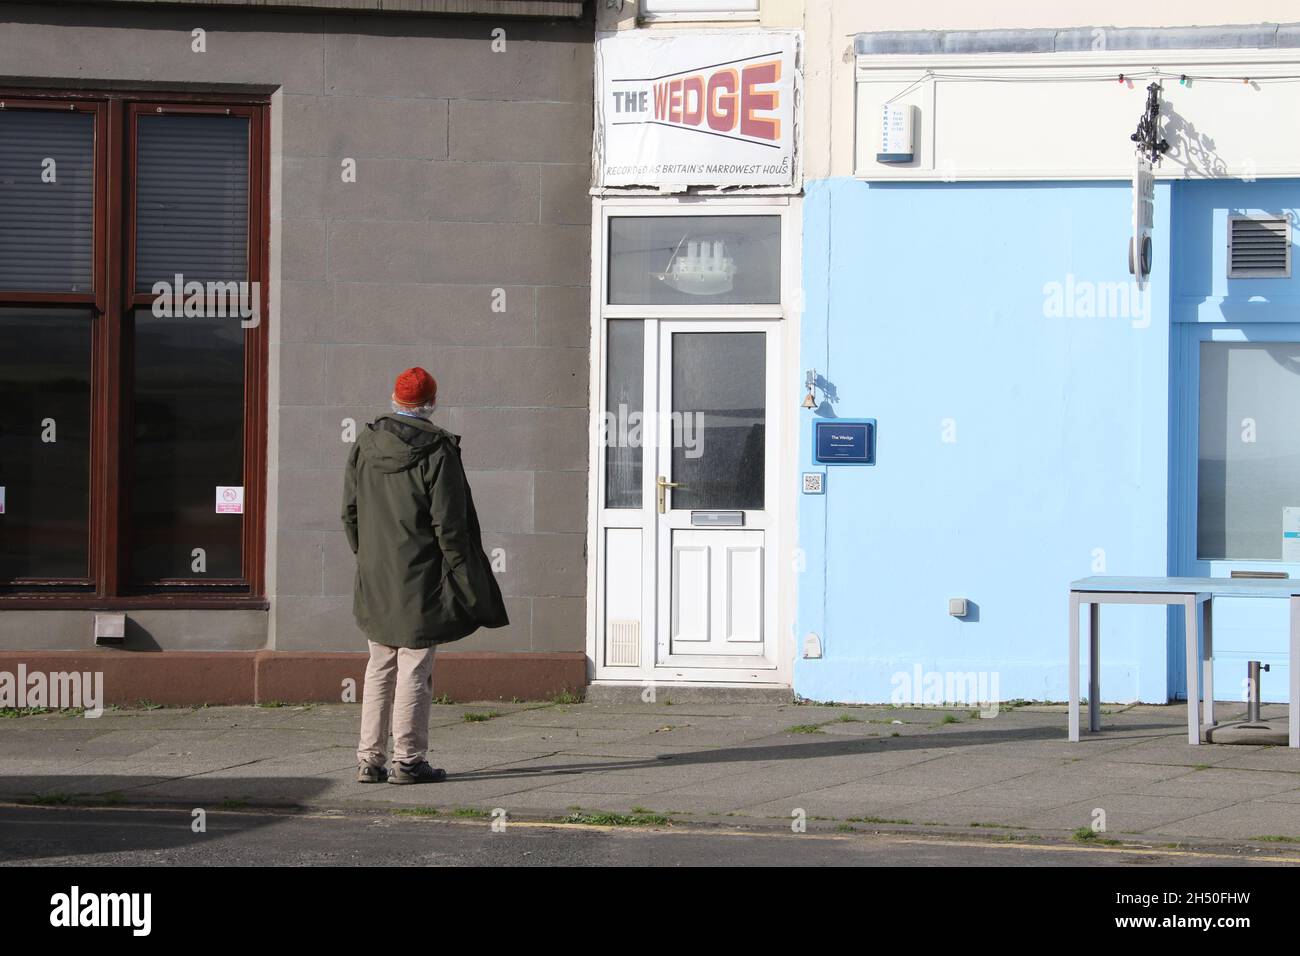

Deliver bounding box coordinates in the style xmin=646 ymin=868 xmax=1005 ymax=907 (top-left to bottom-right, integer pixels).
xmin=607 ymin=215 xmax=779 ymax=305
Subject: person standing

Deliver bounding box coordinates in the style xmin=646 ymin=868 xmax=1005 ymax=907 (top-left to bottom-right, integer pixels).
xmin=343 ymin=367 xmax=508 ymax=784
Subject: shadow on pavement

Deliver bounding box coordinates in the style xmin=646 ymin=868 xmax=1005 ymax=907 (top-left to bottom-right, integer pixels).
xmin=449 ymin=720 xmax=1179 ymax=782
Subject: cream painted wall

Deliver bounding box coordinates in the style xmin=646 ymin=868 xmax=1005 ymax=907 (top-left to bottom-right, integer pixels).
xmin=804 ymin=3 xmax=1300 ymax=180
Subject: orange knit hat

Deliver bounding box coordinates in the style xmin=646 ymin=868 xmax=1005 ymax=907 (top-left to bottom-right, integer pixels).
xmin=393 ymin=367 xmax=437 ymax=407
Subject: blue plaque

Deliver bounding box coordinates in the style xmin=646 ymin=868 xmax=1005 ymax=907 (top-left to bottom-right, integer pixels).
xmin=813 ymin=419 xmax=875 ymax=465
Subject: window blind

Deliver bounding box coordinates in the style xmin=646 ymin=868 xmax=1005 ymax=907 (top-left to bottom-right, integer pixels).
xmin=0 ymin=109 xmax=95 ymax=293
xmin=135 ymin=114 xmax=250 ymax=292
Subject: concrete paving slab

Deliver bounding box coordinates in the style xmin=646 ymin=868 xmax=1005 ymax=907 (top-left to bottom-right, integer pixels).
xmin=743 ymin=783 xmax=969 ymax=817
xmin=912 ymin=780 xmax=1117 ymax=811
xmin=1207 ymin=748 xmax=1300 ymax=772
xmin=646 ymin=763 xmax=872 ymax=813
xmin=1093 ymin=739 xmax=1255 ymax=767
xmin=478 ymin=790 xmax=654 ymax=815
xmin=1144 ymin=801 xmax=1300 ymax=840
xmin=883 ymin=798 xmax=1053 ymax=828
xmin=1017 ymin=793 xmax=1238 ymax=835
xmin=1259 ymin=787 xmax=1300 ymax=805
xmin=1125 ymin=767 xmax=1300 ymax=800
xmin=1046 ymin=760 xmax=1191 ymax=787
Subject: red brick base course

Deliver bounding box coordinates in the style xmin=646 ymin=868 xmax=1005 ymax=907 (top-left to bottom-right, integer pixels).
xmin=0 ymin=651 xmax=588 ymax=706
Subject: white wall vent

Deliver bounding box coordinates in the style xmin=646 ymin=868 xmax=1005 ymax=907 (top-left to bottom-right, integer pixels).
xmin=606 ymin=619 xmax=641 ymax=667
xmin=1228 ymin=215 xmax=1291 ymax=278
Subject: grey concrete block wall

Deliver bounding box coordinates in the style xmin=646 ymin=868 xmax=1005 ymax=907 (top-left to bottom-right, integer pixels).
xmin=0 ymin=2 xmax=593 ymax=657
xmin=274 ymin=11 xmax=593 ymax=654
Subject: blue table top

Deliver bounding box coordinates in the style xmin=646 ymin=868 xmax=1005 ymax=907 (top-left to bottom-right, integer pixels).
xmin=1071 ymin=575 xmax=1300 ymax=596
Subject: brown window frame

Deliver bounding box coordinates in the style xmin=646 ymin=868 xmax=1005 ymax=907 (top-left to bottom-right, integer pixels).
xmin=0 ymin=89 xmax=270 ymax=610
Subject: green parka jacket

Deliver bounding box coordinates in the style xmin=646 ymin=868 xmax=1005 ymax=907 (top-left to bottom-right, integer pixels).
xmin=342 ymin=414 xmax=508 ymax=648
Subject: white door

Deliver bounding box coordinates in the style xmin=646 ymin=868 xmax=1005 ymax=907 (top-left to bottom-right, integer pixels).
xmin=653 ymin=321 xmax=778 ymax=676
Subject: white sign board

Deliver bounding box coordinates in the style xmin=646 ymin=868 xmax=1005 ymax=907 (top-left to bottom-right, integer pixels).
xmin=596 ymin=31 xmax=799 ymax=190
xmin=1283 ymin=507 xmax=1300 ymax=561
xmin=0 ymin=486 xmax=5 ymax=515
xmin=215 ymin=486 xmax=244 ymax=515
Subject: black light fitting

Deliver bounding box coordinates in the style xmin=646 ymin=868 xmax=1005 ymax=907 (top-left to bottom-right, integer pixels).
xmin=1130 ymin=82 xmax=1170 ymax=163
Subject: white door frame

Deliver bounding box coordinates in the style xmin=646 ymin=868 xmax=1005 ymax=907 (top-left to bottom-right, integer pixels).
xmin=584 ymin=195 xmax=799 ymax=687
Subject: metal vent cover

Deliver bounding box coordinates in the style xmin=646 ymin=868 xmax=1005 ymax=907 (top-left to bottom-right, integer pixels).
xmin=1228 ymin=215 xmax=1291 ymax=278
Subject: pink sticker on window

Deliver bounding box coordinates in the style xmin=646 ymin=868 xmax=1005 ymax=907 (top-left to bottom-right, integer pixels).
xmin=215 ymin=486 xmax=244 ymax=515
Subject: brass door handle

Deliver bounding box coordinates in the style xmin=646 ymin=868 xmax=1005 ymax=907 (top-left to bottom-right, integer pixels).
xmin=656 ymin=475 xmax=683 ymax=514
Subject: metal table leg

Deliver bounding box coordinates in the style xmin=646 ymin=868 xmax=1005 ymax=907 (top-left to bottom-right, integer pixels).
xmin=1291 ymin=596 xmax=1300 ymax=749
xmin=1202 ymin=596 xmax=1215 ymax=728
xmin=1068 ymin=591 xmax=1080 ymax=742
xmin=1183 ymin=594 xmax=1201 ymax=746
xmin=1088 ymin=602 xmax=1101 ymax=733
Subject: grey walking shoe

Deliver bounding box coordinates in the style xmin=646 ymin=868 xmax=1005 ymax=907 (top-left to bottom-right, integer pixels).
xmin=388 ymin=759 xmax=447 ymax=784
xmin=357 ymin=763 xmax=388 ymax=784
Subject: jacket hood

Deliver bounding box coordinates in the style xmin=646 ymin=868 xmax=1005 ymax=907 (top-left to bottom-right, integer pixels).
xmin=357 ymin=415 xmax=456 ymax=474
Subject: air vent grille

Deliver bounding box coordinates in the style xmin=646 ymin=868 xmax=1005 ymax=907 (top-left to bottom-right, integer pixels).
xmin=1228 ymin=216 xmax=1291 ymax=278
xmin=606 ymin=619 xmax=640 ymax=667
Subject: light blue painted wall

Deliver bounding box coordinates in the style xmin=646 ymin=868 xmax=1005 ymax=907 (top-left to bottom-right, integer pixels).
xmin=796 ymin=177 xmax=1175 ymax=704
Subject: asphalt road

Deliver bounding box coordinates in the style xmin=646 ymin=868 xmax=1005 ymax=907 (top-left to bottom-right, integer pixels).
xmin=1 ymin=805 xmax=1295 ymax=867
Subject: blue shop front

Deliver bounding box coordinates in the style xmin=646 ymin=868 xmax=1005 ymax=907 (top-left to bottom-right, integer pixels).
xmin=794 ymin=28 xmax=1300 ymax=707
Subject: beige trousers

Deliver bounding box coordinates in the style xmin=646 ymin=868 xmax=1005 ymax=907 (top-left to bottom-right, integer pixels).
xmin=356 ymin=640 xmax=437 ymax=767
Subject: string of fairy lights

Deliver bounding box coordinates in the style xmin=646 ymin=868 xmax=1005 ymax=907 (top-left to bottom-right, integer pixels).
xmin=883 ymin=68 xmax=1300 ymax=104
